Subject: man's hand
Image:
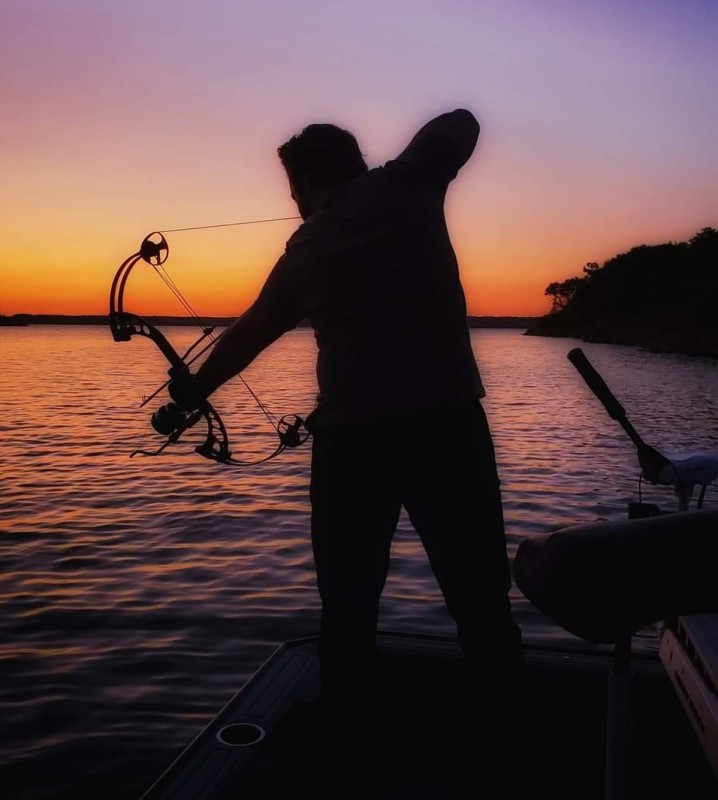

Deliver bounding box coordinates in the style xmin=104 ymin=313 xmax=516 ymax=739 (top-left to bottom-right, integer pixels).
xmin=168 ymin=370 xmax=206 ymax=412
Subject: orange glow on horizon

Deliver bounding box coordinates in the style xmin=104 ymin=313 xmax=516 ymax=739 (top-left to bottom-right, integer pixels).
xmin=2 ymin=1 xmax=716 ymax=320
xmin=2 ymin=217 xmax=708 ymax=319
xmin=2 ymin=208 xmax=563 ymax=317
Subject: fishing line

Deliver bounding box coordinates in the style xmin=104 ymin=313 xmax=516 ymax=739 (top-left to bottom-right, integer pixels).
xmin=159 ymin=216 xmax=300 ymax=233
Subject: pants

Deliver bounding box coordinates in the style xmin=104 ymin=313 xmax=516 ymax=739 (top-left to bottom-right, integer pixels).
xmin=309 ymin=399 xmax=524 ymax=697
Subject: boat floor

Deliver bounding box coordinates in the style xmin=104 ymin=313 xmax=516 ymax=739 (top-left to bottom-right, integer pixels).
xmin=141 ymin=631 xmax=717 ymax=799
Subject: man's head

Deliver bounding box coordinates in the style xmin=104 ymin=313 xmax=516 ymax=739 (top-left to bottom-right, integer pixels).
xmin=278 ymin=124 xmax=367 ymax=219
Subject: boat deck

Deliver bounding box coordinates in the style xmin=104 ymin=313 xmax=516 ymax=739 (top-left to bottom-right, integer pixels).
xmin=140 ymin=631 xmax=717 ymax=799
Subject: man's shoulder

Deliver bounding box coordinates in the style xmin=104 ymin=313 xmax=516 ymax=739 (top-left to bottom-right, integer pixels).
xmin=283 ymin=169 xmax=405 ymax=262
xmin=347 ymin=164 xmax=409 ymax=201
xmin=284 ymin=207 xmax=342 ymax=265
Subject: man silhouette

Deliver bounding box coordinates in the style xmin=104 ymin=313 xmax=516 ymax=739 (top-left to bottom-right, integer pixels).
xmin=168 ymin=109 xmax=524 ymax=709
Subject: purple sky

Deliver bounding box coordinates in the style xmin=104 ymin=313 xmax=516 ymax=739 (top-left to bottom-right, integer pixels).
xmin=2 ymin=0 xmax=716 ymax=315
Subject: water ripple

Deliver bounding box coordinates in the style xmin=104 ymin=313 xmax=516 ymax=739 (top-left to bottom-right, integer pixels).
xmin=1 ymin=326 xmax=717 ymax=799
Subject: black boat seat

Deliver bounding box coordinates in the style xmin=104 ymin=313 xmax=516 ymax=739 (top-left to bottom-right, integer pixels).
xmin=513 ymin=508 xmax=718 ymax=645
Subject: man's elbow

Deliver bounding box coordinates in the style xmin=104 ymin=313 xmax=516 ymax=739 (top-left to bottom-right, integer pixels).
xmin=451 ymin=108 xmax=480 ymax=140
xmin=441 ymin=109 xmax=479 ymax=166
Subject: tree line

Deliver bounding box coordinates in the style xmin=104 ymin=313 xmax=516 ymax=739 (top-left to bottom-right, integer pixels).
xmin=527 ymin=227 xmax=718 ymax=358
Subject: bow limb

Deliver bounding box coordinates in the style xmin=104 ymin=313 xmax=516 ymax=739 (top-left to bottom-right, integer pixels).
xmin=109 ymin=234 xmax=230 ymax=461
xmin=109 ymin=235 xmax=186 ymax=374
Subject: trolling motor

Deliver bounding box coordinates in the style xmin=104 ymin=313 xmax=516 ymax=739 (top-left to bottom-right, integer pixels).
xmin=514 ymin=349 xmax=718 ymax=800
xmin=567 ymin=348 xmax=718 ymax=514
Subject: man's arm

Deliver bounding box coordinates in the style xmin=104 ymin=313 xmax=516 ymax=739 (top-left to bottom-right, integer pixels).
xmin=182 ymin=254 xmax=303 ymax=402
xmin=190 ymin=307 xmax=278 ymax=398
xmin=390 ymin=108 xmax=480 ymax=190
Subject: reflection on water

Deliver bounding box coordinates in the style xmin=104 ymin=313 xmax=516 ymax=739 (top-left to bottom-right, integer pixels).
xmin=1 ymin=326 xmax=717 ymax=799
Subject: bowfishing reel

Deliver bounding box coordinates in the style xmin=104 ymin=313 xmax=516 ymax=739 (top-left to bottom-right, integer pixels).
xmin=151 ymin=402 xmax=192 ymax=436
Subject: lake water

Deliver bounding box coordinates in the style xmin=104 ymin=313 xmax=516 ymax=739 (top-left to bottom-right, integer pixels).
xmin=1 ymin=325 xmax=717 ymax=799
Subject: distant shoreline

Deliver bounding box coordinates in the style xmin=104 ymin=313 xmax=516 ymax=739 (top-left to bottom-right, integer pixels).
xmin=1 ymin=314 xmax=540 ymax=329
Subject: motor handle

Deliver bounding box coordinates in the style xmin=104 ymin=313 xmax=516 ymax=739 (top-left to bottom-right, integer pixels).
xmin=567 ymin=348 xmax=627 ymax=421
xmin=567 ymin=348 xmax=673 ymax=483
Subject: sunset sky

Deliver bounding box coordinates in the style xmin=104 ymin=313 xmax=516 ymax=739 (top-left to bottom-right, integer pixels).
xmin=2 ymin=0 xmax=716 ymax=317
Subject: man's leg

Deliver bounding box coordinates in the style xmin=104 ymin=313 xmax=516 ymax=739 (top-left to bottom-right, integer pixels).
xmin=310 ymin=424 xmax=402 ymax=702
xmin=401 ymin=401 xmax=523 ymax=675
xmin=400 ymin=401 xmax=525 ymax=793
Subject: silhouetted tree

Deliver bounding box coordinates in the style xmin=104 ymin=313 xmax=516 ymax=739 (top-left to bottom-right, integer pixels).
xmin=544 ymin=276 xmax=585 ymax=313
xmin=529 ymin=227 xmax=718 ymax=357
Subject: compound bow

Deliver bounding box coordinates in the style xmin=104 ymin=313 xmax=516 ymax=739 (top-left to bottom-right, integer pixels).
xmin=109 ymin=230 xmax=309 ymax=466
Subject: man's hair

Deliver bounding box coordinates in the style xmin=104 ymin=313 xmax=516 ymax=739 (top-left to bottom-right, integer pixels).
xmin=278 ymin=124 xmax=368 ymax=186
